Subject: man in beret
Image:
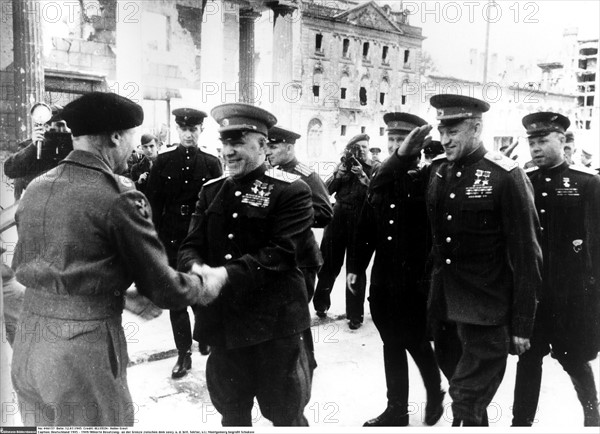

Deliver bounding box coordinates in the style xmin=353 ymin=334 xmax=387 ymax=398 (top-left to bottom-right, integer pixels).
xmin=130 ymin=133 xmax=158 ymax=194
xmin=512 ymin=112 xmax=600 ymax=427
xmin=178 ymin=103 xmax=315 ymax=426
xmin=347 ymin=112 xmax=444 ymax=427
xmin=313 ymin=133 xmax=378 ymax=329
xmin=10 ymin=91 xmax=205 ymax=426
xmin=265 ymin=125 xmax=333 ymax=301
xmin=146 ymin=107 xmax=223 ymax=378
xmin=370 ymin=94 xmax=542 ymax=426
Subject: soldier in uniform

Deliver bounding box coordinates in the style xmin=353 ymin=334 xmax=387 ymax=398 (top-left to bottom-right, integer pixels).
xmin=130 ymin=133 xmax=158 ymax=194
xmin=564 ymin=131 xmax=575 ymax=165
xmin=512 ymin=112 xmax=600 ymax=427
xmin=265 ymin=125 xmax=333 ymax=300
xmin=371 ymin=94 xmax=542 ymax=426
xmin=347 ymin=113 xmax=444 ymax=427
xmin=313 ymin=133 xmax=379 ymax=329
xmin=10 ymin=92 xmax=204 ymax=426
xmin=178 ymin=103 xmax=315 ymax=426
xmin=146 ymin=108 xmax=223 ymax=378
xmin=370 ymin=146 xmax=382 ymax=163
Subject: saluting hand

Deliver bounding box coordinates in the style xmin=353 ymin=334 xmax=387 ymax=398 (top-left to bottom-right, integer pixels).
xmin=396 ymin=124 xmax=433 ymax=157
xmin=190 ymin=263 xmax=228 ymax=306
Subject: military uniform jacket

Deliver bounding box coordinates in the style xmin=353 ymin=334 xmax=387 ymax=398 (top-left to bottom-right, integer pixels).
xmin=129 ymin=155 xmax=153 ymax=194
xmin=4 ymin=135 xmax=73 ymax=183
xmin=178 ymin=164 xmax=314 ymax=349
xmin=527 ymin=162 xmax=600 ymax=358
xmin=371 ymin=146 xmax=542 ymax=338
xmin=146 ymin=144 xmax=222 ymax=244
xmin=326 ymin=159 xmax=378 ymax=208
xmin=13 ymin=150 xmax=202 ymax=311
xmin=279 ymin=158 xmax=333 ymax=268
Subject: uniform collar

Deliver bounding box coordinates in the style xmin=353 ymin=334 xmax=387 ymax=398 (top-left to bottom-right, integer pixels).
xmin=454 ymin=144 xmax=487 ymax=168
xmin=540 ymin=160 xmax=568 ymax=176
xmin=231 ymin=163 xmax=268 ymax=185
xmin=178 ymin=144 xmax=198 ymax=154
xmin=62 ymin=150 xmax=114 ymax=174
xmin=279 ymin=157 xmax=298 ymax=171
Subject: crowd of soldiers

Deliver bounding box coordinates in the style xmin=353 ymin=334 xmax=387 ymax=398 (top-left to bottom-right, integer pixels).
xmin=1 ymin=89 xmax=599 ymax=428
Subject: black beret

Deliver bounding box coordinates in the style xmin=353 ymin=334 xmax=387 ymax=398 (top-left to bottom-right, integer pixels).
xmin=430 ymin=94 xmax=490 ymax=124
xmin=268 ymin=126 xmax=301 ymax=145
xmin=172 ymin=107 xmax=207 ymax=127
xmin=383 ymin=112 xmax=427 ymax=133
xmin=522 ymin=112 xmax=570 ymax=138
xmin=61 ymin=92 xmax=144 ymax=137
xmin=211 ymin=103 xmax=277 ymax=137
xmin=347 ymin=133 xmax=370 ymax=148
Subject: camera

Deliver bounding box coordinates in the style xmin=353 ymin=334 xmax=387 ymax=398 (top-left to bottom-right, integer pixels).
xmin=341 ymin=143 xmax=362 ymax=171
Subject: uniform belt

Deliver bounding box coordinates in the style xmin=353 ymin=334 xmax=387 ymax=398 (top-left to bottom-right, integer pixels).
xmin=168 ymin=204 xmax=192 ymax=216
xmin=23 ymin=287 xmax=124 ymax=320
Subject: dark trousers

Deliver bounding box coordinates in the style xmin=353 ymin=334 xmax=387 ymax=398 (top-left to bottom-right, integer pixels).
xmin=205 ymin=333 xmax=312 ymax=426
xmin=370 ymin=291 xmax=442 ymax=409
xmin=167 ymin=243 xmax=194 ymax=352
xmin=313 ymin=205 xmax=365 ymax=321
xmin=512 ymin=324 xmax=600 ymax=426
xmin=433 ymin=320 xmax=508 ymax=425
xmin=300 ymin=266 xmax=320 ymax=303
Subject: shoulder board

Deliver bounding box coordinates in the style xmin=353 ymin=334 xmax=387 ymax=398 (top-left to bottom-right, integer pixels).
xmin=266 ymin=168 xmax=301 ymax=183
xmin=112 ymin=174 xmax=136 ymax=193
xmin=570 ymin=165 xmax=599 ymax=176
xmin=295 ymin=162 xmax=313 ymax=177
xmin=432 ymin=153 xmax=447 ymax=162
xmin=484 ymin=152 xmax=518 ymax=171
xmin=524 ymin=166 xmax=539 ymax=174
xmin=158 ymin=145 xmax=177 ymax=155
xmin=203 ymin=175 xmax=228 ymax=187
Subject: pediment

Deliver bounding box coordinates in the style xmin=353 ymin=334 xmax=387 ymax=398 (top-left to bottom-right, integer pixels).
xmin=334 ymin=1 xmax=403 ymax=34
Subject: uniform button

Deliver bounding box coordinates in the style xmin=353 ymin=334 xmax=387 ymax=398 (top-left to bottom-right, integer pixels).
xmin=389 ymin=220 xmax=394 ymax=225
xmin=228 ymin=233 xmax=234 ymax=239
xmin=235 ymin=191 xmax=242 ymax=197
xmin=545 ymin=178 xmax=551 ymax=182
xmin=446 ymin=237 xmax=451 ymax=243
xmin=540 ymin=209 xmax=545 ymax=213
xmin=449 ymin=193 xmax=456 ymax=199
xmin=542 ymin=192 xmax=548 ymax=197
xmin=447 ymin=215 xmax=452 ymax=221
xmin=456 ymin=171 xmax=462 ymax=178
xmin=186 ymin=167 xmax=190 ymax=170
xmin=167 ymin=176 xmax=171 ymax=179
xmin=224 ymin=254 xmax=232 ymax=260
xmin=114 ymin=290 xmax=120 ymax=296
xmin=232 ymin=213 xmax=238 ymax=218
xmin=184 ymin=180 xmax=188 ymax=184
xmin=445 ymin=258 xmax=452 ymax=265
xmin=390 ymin=204 xmax=396 ymax=209
xmin=540 ymin=227 xmax=544 ymax=231
xmin=187 ymin=156 xmax=190 ymax=160
xmin=181 ymin=168 xmax=184 ymax=171
xmin=387 ymin=236 xmax=392 ymax=241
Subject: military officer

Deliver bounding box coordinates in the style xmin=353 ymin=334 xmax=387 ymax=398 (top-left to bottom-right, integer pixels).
xmin=11 ymin=92 xmax=204 ymax=426
xmin=512 ymin=112 xmax=600 ymax=427
xmin=371 ymin=94 xmax=542 ymax=426
xmin=178 ymin=103 xmax=315 ymax=427
xmin=347 ymin=113 xmax=444 ymax=427
xmin=370 ymin=146 xmax=382 ymax=163
xmin=146 ymin=107 xmax=222 ymax=378
xmin=313 ymin=133 xmax=379 ymax=329
xmin=265 ymin=125 xmax=333 ymax=300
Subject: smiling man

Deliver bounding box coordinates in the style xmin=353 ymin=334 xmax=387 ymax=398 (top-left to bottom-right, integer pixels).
xmin=370 ymin=94 xmax=542 ymax=426
xmin=178 ymin=103 xmax=315 ymax=426
xmin=512 ymin=112 xmax=600 ymax=427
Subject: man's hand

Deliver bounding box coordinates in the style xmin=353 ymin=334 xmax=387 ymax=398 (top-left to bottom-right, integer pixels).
xmin=350 ymin=164 xmax=369 ymax=185
xmin=190 ymin=263 xmax=228 ymax=306
xmin=335 ymin=162 xmax=348 ymax=179
xmin=511 ymin=336 xmax=531 ymax=356
xmin=501 ymin=140 xmax=520 ymax=160
xmin=31 ymin=125 xmax=45 ymax=143
xmin=396 ymin=125 xmax=433 ymax=157
xmin=347 ymin=273 xmax=358 ymax=295
xmin=138 ymin=172 xmax=149 ymax=183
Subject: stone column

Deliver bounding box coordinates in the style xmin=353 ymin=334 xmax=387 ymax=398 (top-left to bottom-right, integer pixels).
xmin=239 ymin=8 xmax=261 ymax=103
xmin=271 ymin=3 xmax=296 ymax=126
xmin=12 ymin=0 xmax=45 ymax=142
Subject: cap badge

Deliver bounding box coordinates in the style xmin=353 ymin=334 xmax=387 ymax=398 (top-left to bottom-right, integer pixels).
xmin=572 ymin=239 xmax=583 ymax=253
xmin=222 ymin=119 xmax=229 ymax=127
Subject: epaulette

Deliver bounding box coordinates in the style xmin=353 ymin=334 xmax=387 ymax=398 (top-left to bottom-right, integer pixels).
xmin=266 ymin=167 xmax=301 ymax=183
xmin=570 ymin=165 xmax=599 ymax=176
xmin=525 ymin=166 xmax=539 ymax=173
xmin=203 ymin=175 xmax=228 ymax=187
xmin=484 ymin=152 xmax=518 ymax=171
xmin=295 ymin=162 xmax=313 ymax=177
xmin=432 ymin=153 xmax=447 ymax=162
xmin=158 ymin=145 xmax=177 ymax=155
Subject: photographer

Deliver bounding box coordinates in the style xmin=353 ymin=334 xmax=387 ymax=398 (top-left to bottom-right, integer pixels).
xmin=313 ymin=134 xmax=379 ymax=329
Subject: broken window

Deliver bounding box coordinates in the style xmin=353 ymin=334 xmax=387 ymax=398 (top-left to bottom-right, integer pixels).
xmin=343 ymin=38 xmax=350 ymax=58
xmin=316 ymin=33 xmax=323 ymax=52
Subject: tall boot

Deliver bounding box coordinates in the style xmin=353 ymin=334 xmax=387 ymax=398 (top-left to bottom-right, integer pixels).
xmin=171 ymin=350 xmax=192 ymax=379
xmin=363 ymin=402 xmax=409 ymax=427
xmin=567 ymin=361 xmax=600 ymax=426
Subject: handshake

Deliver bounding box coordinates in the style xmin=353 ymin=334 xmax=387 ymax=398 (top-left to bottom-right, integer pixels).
xmin=190 ymin=263 xmax=229 ymax=306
